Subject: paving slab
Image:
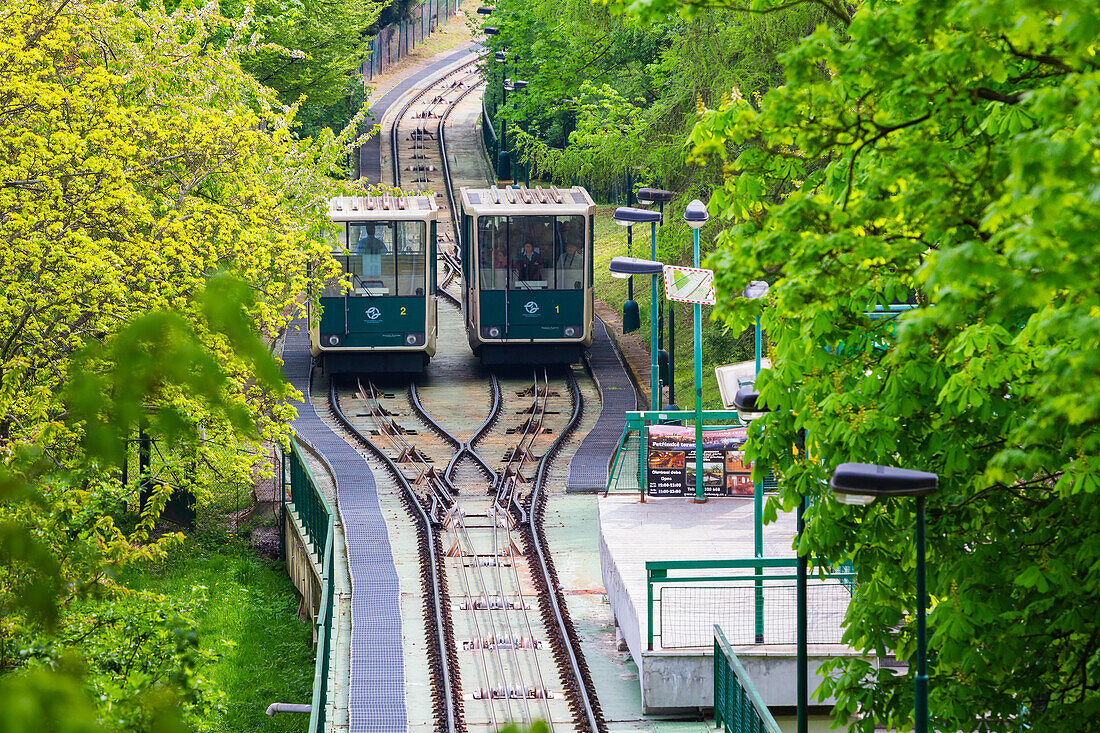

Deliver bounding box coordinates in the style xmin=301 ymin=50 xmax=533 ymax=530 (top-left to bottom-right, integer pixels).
xmin=598 ymin=494 xmax=867 ymax=713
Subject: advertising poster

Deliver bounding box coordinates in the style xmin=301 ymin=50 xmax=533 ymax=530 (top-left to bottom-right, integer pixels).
xmin=647 ymin=425 xmax=752 ymax=497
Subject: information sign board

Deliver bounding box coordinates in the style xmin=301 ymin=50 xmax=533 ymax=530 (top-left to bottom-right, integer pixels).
xmin=647 ymin=425 xmax=753 ymax=497
xmin=663 ymin=265 xmax=716 ymax=305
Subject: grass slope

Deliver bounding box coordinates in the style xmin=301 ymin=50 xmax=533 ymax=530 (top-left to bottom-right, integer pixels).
xmin=125 ymin=533 xmax=313 ymax=732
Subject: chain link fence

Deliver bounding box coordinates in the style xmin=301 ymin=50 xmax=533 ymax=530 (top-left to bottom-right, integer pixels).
xmin=658 ymin=579 xmax=853 ymax=649
xmin=362 ymin=0 xmax=463 ymax=81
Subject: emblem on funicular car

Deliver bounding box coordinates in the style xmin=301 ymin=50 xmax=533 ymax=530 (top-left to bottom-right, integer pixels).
xmin=366 ymin=307 xmax=382 ymax=321
xmin=524 ymin=301 xmax=539 ymax=315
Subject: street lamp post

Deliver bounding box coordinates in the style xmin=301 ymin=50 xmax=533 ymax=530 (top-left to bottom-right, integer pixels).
xmin=610 ymin=254 xmax=665 ymax=494
xmin=733 ymin=385 xmax=808 ymax=732
xmin=683 ymin=199 xmax=708 ymax=503
xmin=613 ymin=209 xmax=663 ymax=409
xmin=504 ymin=77 xmax=528 ymax=184
xmin=742 ymin=280 xmax=769 ymax=377
xmin=612 ymin=219 xmax=640 ymax=334
xmin=636 ymin=188 xmax=675 ymax=406
xmin=490 ymin=48 xmax=512 ymax=182
xmin=830 ymin=462 xmax=939 ymax=733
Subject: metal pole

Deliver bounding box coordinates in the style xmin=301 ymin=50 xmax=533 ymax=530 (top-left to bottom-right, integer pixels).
xmin=693 ymin=227 xmax=704 ymax=503
xmin=667 ymin=305 xmax=675 ymax=407
xmin=754 ymin=476 xmax=764 ymax=642
xmin=797 ymin=496 xmax=808 ymax=733
xmin=498 ymin=59 xmax=508 ymax=181
xmin=916 ymin=495 xmax=928 ymax=733
xmin=626 ymin=224 xmax=634 ymax=303
xmin=650 ymin=273 xmax=659 ymax=413
xmin=755 ymin=315 xmax=762 ymax=376
xmin=649 ymin=222 xmax=659 ymax=411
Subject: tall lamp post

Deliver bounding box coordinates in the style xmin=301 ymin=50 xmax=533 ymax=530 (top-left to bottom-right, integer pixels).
xmin=489 ymin=47 xmax=513 ymax=182
xmin=608 ymin=254 xmax=664 ymax=413
xmin=733 ymin=386 xmax=809 ymax=732
xmin=612 ymin=208 xmax=663 ymax=408
xmin=612 ymin=219 xmax=641 ymax=334
xmin=830 ymin=463 xmax=938 ymax=733
xmin=504 ymin=78 xmax=530 ymax=186
xmin=683 ymin=200 xmax=708 ymax=502
xmin=636 ymin=188 xmax=676 ymax=407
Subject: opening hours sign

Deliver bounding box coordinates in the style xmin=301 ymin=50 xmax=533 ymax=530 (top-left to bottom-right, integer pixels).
xmin=647 ymin=425 xmax=753 ymax=497
xmin=663 ymin=264 xmax=716 ymax=305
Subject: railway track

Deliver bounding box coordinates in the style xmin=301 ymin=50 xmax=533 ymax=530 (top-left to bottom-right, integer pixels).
xmin=389 ymin=58 xmax=478 ymax=308
xmin=311 ymin=59 xmax=607 ymax=731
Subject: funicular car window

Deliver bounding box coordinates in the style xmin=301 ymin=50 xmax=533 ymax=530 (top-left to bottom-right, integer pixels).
xmin=477 ymin=215 xmax=585 ymax=291
xmin=394 ymin=221 xmax=426 ymax=296
xmin=554 ymin=216 xmax=585 ymax=290
xmin=478 ymin=216 xmax=508 ymax=290
xmin=334 ymin=221 xmax=426 ymax=296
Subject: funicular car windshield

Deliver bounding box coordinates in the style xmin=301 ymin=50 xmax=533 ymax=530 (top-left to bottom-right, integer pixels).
xmin=477 ymin=215 xmax=585 ymax=291
xmin=324 ymin=221 xmax=427 ymax=297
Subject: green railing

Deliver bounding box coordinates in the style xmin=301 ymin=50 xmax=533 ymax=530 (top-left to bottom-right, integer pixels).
xmin=284 ymin=442 xmax=336 ymax=733
xmin=482 ymin=97 xmax=499 ymax=169
xmin=646 ymin=558 xmax=855 ymax=651
xmin=714 ymin=625 xmax=782 ymax=733
xmin=605 ymin=429 xmax=642 ymax=494
xmin=615 ymin=408 xmax=745 ymax=497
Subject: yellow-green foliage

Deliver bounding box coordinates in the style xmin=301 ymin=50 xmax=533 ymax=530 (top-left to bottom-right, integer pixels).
xmin=0 ymin=0 xmax=361 ymax=725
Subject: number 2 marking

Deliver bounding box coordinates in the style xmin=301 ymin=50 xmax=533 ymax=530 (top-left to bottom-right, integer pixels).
xmin=400 ymin=307 xmax=407 ymax=316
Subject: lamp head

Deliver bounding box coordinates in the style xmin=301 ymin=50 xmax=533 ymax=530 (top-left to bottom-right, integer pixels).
xmin=636 ymin=188 xmax=674 ymax=205
xmin=742 ymin=280 xmax=770 ymax=300
xmin=732 ymin=386 xmax=770 ymax=423
xmin=477 ymin=6 xmax=493 ymax=14
xmin=494 ymin=50 xmax=506 ymax=62
xmin=612 ymin=206 xmax=662 ymax=225
xmin=608 ymin=256 xmax=664 ymax=277
xmin=484 ymin=26 xmax=500 ymax=36
xmin=683 ymin=199 xmax=709 ymax=229
xmin=829 ymin=462 xmax=938 ymax=503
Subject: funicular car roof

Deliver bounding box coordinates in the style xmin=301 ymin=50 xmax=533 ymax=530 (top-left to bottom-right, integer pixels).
xmin=460 ymin=185 xmax=596 ymax=217
xmin=328 ymin=194 xmax=439 ymax=222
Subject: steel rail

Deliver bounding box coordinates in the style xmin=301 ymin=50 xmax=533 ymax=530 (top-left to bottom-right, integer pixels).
xmin=326 ymin=380 xmax=460 ymax=733
xmin=391 ymin=61 xmax=480 ymax=187
xmin=526 ymin=368 xmax=602 ymax=732
xmin=408 ymin=381 xmax=497 ymax=484
xmin=452 ymin=508 xmax=523 ymax=724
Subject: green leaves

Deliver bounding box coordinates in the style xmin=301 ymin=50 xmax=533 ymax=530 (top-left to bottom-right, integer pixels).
xmin=632 ymin=0 xmax=1100 ymax=728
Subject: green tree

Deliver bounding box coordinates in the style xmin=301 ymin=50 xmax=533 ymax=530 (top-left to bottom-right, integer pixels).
xmin=611 ymin=0 xmax=1100 ymax=729
xmin=241 ymin=0 xmax=385 ymax=139
xmin=1 ymin=0 xmax=358 ymax=725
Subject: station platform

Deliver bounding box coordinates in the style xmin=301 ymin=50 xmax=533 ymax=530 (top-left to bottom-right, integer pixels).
xmin=598 ymin=493 xmax=874 ymax=715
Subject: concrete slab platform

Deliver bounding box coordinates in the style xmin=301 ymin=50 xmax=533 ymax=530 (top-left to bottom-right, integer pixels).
xmin=598 ymin=494 xmax=872 ymax=714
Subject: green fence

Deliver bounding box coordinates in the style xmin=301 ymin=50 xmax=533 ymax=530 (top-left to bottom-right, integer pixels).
xmin=605 ymin=429 xmax=642 ymax=493
xmin=284 ymin=442 xmax=336 ymax=733
xmin=646 ymin=558 xmax=855 ymax=651
xmin=714 ymin=625 xmax=782 ymax=733
xmin=363 ymin=0 xmax=463 ymax=80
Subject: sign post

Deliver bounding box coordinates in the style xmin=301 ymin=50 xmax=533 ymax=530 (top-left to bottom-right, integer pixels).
xmin=664 ymin=262 xmax=716 ymax=502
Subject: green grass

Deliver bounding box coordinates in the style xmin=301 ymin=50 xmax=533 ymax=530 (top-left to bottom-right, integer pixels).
xmin=592 ymin=204 xmax=756 ymax=411
xmin=124 ymin=533 xmax=314 ymax=732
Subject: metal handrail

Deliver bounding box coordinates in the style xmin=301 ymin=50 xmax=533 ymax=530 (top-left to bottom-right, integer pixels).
xmin=284 ymin=441 xmax=336 ymax=733
xmin=647 ymin=557 xmax=855 ymax=650
xmin=714 ymin=625 xmax=782 ymax=733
